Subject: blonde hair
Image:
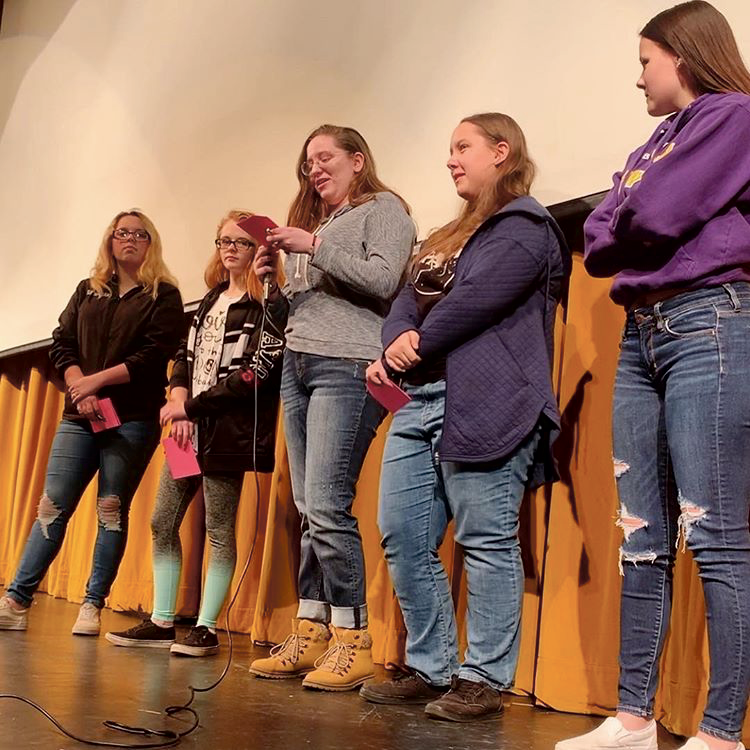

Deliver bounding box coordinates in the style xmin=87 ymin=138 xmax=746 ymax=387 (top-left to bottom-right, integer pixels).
xmin=287 ymin=124 xmax=410 ymax=231
xmin=204 ymin=210 xmax=284 ymax=304
xmin=641 ymin=1 xmax=750 ymax=95
xmin=415 ymin=113 xmax=535 ymax=266
xmin=90 ymin=209 xmax=178 ymax=298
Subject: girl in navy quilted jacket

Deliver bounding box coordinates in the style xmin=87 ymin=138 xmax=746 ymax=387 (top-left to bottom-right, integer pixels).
xmin=361 ymin=113 xmax=571 ymax=721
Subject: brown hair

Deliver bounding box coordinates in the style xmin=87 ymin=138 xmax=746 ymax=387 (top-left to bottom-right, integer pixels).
xmin=90 ymin=209 xmax=178 ymax=298
xmin=204 ymin=209 xmax=284 ymax=303
xmin=286 ymin=124 xmax=410 ymax=231
xmin=415 ymin=113 xmax=535 ymax=265
xmin=641 ymin=1 xmax=750 ymax=95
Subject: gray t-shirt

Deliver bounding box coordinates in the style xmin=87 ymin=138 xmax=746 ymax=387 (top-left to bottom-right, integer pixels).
xmin=283 ymin=191 xmax=416 ymax=361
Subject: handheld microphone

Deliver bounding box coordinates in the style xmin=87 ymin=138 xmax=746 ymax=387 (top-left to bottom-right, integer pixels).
xmin=235 ymin=215 xmax=279 ymax=304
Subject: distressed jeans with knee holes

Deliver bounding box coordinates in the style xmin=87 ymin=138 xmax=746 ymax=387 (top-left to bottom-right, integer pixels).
xmin=7 ymin=418 xmax=160 ymax=608
xmin=613 ymin=283 xmax=750 ymax=741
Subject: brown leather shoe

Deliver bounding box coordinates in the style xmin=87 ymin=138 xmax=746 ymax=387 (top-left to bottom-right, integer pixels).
xmin=424 ymin=677 xmax=504 ymax=722
xmin=360 ymin=668 xmax=450 ymax=705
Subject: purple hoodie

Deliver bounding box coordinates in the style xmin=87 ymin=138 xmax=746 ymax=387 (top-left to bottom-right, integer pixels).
xmin=584 ymin=92 xmax=750 ymax=308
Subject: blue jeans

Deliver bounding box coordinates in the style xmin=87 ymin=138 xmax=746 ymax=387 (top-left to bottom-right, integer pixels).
xmin=281 ymin=350 xmax=385 ymax=629
xmin=7 ymin=418 xmax=160 ymax=608
xmin=378 ymin=380 xmax=541 ymax=689
xmin=614 ymin=283 xmax=750 ymax=741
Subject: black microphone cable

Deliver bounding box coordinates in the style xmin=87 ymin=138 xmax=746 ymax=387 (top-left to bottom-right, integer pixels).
xmin=0 ymin=294 xmax=273 ymax=748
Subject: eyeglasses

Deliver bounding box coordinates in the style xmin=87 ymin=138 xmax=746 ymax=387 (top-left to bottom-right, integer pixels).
xmin=301 ymin=152 xmax=339 ymax=177
xmin=215 ymin=237 xmax=254 ymax=251
xmin=113 ymin=228 xmax=150 ymax=242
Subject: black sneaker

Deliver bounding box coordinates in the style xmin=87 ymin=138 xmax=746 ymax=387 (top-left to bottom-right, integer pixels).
xmin=360 ymin=668 xmax=449 ymax=704
xmin=424 ymin=677 xmax=504 ymax=722
xmin=105 ymin=619 xmax=175 ymax=648
xmin=170 ymin=626 xmax=219 ymax=657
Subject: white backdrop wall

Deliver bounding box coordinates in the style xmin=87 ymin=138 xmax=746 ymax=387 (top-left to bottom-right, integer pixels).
xmin=1 ymin=0 xmax=749 ymax=352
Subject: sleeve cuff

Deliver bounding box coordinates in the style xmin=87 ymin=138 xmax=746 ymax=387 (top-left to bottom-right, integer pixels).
xmin=184 ymin=397 xmax=201 ymax=420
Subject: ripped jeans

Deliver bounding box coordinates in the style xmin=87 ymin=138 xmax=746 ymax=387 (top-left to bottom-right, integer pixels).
xmin=6 ymin=418 xmax=160 ymax=608
xmin=613 ymin=283 xmax=750 ymax=741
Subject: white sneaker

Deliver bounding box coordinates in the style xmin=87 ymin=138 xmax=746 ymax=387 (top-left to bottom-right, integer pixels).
xmin=555 ymin=717 xmax=658 ymax=750
xmin=676 ymin=739 xmax=745 ymax=750
xmin=0 ymin=596 xmax=28 ymax=631
xmin=71 ymin=602 xmax=101 ymax=636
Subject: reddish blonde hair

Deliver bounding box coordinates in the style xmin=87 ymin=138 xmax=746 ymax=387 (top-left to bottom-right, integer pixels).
xmin=204 ymin=210 xmax=284 ymax=303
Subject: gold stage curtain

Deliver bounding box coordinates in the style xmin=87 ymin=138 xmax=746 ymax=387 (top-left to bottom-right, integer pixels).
xmin=0 ymin=257 xmax=747 ymax=742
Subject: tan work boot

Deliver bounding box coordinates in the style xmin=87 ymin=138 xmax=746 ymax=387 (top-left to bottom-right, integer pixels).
xmin=302 ymin=626 xmax=374 ymax=691
xmin=249 ymin=618 xmax=331 ymax=678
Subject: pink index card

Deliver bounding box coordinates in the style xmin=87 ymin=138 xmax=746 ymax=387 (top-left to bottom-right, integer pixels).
xmin=162 ymin=437 xmax=202 ymax=479
xmin=236 ymin=215 xmax=278 ymax=246
xmin=367 ymin=379 xmax=412 ymax=414
xmin=89 ymin=398 xmax=121 ymax=433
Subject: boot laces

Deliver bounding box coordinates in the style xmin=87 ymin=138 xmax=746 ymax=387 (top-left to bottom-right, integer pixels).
xmin=270 ymin=633 xmax=305 ymax=664
xmin=450 ymin=677 xmax=485 ymax=701
xmin=392 ymin=670 xmax=414 ymax=683
xmin=314 ymin=641 xmax=354 ymax=675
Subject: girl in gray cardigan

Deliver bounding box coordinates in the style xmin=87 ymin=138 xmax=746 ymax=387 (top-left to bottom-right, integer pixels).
xmin=249 ymin=124 xmax=415 ymax=691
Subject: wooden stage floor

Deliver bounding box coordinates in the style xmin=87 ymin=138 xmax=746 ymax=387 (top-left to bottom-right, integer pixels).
xmin=0 ymin=596 xmax=683 ymax=749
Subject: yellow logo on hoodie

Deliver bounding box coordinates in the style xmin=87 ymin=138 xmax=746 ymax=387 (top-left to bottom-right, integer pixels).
xmin=624 ymin=169 xmax=645 ymax=188
xmin=652 ymin=142 xmax=676 ymax=162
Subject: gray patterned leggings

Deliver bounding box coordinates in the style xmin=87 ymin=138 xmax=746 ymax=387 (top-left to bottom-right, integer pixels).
xmin=150 ymin=463 xmax=243 ymax=628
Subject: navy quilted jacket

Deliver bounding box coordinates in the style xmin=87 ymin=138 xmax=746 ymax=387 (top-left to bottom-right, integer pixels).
xmin=382 ymin=196 xmax=571 ymax=483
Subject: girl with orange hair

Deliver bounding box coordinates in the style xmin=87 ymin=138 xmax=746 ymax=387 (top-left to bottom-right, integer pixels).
xmin=106 ymin=210 xmax=286 ymax=657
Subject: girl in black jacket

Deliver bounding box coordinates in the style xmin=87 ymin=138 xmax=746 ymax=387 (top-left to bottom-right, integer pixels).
xmin=106 ymin=210 xmax=286 ymax=656
xmin=0 ymin=209 xmax=183 ymax=636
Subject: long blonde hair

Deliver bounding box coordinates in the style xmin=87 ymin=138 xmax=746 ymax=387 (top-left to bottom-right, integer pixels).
xmin=287 ymin=124 xmax=410 ymax=231
xmin=90 ymin=209 xmax=178 ymax=298
xmin=641 ymin=1 xmax=750 ymax=95
xmin=415 ymin=113 xmax=535 ymax=266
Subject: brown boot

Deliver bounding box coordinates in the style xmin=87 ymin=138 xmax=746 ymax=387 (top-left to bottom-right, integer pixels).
xmin=302 ymin=626 xmax=374 ymax=692
xmin=424 ymin=677 xmax=504 ymax=722
xmin=249 ymin=619 xmax=330 ymax=679
xmin=360 ymin=667 xmax=449 ymax=704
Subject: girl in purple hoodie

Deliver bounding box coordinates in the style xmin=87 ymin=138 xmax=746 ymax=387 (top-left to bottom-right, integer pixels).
xmin=557 ymin=4 xmax=750 ymax=750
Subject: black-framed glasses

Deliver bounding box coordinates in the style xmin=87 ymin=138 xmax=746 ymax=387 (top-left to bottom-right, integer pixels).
xmin=113 ymin=228 xmax=150 ymax=242
xmin=215 ymin=237 xmax=253 ymax=251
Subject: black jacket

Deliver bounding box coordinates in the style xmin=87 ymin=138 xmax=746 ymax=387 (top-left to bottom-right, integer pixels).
xmin=170 ymin=284 xmax=287 ymax=473
xmin=50 ymin=278 xmax=185 ymax=422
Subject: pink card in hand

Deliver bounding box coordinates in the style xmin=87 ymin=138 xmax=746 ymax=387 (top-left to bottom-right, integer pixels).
xmin=89 ymin=398 xmax=121 ymax=433
xmin=367 ymin=379 xmax=412 ymax=413
xmin=236 ymin=215 xmax=278 ymax=246
xmin=162 ymin=437 xmax=202 ymax=479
